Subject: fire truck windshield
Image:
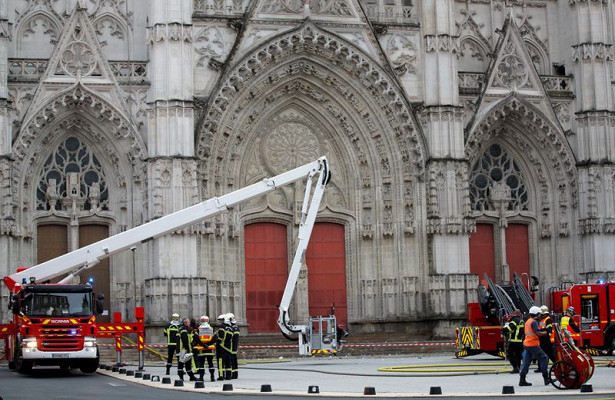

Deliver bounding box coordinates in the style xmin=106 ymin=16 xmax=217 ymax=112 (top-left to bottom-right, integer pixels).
xmin=22 ymin=291 xmax=93 ymax=317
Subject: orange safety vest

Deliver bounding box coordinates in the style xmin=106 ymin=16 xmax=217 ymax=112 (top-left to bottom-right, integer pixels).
xmin=539 ymin=315 xmax=555 ymax=343
xmin=560 ymin=315 xmax=580 ymax=342
xmin=523 ymin=317 xmax=540 ymax=347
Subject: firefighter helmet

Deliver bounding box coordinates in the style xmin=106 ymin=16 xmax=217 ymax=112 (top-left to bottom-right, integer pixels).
xmin=540 ymin=305 xmax=549 ymax=314
xmin=566 ymin=306 xmax=575 ymax=315
xmin=172 ymin=313 xmax=180 ymax=320
xmin=529 ymin=306 xmax=541 ymax=316
xmin=200 ymin=315 xmax=209 ymax=323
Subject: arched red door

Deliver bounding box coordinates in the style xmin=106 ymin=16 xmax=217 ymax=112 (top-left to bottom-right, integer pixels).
xmin=244 ymin=223 xmax=288 ymax=333
xmin=306 ymin=223 xmax=347 ymax=328
xmin=505 ymin=223 xmax=530 ymax=281
xmin=469 ymin=223 xmax=495 ymax=286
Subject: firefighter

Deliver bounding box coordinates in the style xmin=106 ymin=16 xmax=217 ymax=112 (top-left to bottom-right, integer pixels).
xmin=560 ymin=306 xmax=580 ymax=345
xmin=519 ymin=306 xmax=550 ymax=387
xmin=213 ymin=314 xmax=233 ymax=380
xmin=501 ymin=309 xmax=524 ymax=373
xmin=163 ymin=313 xmax=180 ymax=375
xmin=536 ymin=305 xmax=556 ymax=371
xmin=229 ymin=313 xmax=240 ymax=379
xmin=177 ymin=317 xmax=197 ymax=381
xmin=194 ymin=315 xmax=216 ymax=382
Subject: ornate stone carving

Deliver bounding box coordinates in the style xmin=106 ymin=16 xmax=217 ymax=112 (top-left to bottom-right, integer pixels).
xmin=58 ymin=24 xmax=100 ymax=77
xmin=362 ymin=209 xmax=373 ymax=239
xmin=147 ymin=23 xmax=192 ymax=43
xmin=258 ymin=0 xmax=353 ymax=16
xmin=197 ymin=22 xmax=425 ymax=179
xmin=195 ymin=25 xmax=225 ymax=67
xmin=264 ymin=122 xmax=321 ymax=174
xmin=387 ymin=33 xmax=416 ymax=76
xmin=494 ymin=53 xmax=528 ymax=89
xmin=469 ymin=143 xmax=528 ymax=212
xmin=424 ymin=35 xmax=460 ymax=53
xmin=456 ymin=14 xmax=491 ymax=61
xmin=572 ymin=43 xmax=613 ymax=61
xmin=22 ymin=14 xmax=60 ymax=42
xmin=465 ymin=97 xmax=578 ymax=208
xmin=94 ymin=15 xmax=124 ymax=40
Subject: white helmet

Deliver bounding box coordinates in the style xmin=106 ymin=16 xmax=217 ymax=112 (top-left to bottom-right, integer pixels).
xmin=217 ymin=314 xmax=225 ymax=321
xmin=540 ymin=305 xmax=549 ymax=314
xmin=200 ymin=315 xmax=209 ymax=323
xmin=172 ymin=313 xmax=180 ymax=320
xmin=529 ymin=306 xmax=541 ymax=316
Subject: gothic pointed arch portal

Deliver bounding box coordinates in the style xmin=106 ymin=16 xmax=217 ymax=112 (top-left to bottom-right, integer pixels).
xmin=466 ymin=95 xmax=578 ymax=285
xmin=12 ymin=85 xmax=146 ymax=320
xmin=198 ymin=22 xmax=426 ymax=327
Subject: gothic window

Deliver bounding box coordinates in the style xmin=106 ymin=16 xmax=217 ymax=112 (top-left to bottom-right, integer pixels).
xmin=36 ymin=136 xmax=109 ymax=212
xmin=469 ymin=143 xmax=528 ymax=212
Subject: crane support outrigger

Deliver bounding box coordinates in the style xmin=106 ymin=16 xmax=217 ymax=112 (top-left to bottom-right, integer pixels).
xmin=2 ymin=157 xmax=331 ymax=372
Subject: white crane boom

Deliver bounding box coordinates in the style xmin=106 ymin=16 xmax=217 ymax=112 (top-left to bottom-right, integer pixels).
xmin=3 ymin=157 xmax=330 ymax=294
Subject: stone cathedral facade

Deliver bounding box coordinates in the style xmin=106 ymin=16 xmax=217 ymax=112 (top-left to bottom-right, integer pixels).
xmin=0 ymin=0 xmax=614 ymax=338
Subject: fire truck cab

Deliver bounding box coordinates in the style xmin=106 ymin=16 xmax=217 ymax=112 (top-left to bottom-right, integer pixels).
xmin=8 ymin=283 xmax=102 ymax=373
xmin=549 ymin=281 xmax=615 ymax=353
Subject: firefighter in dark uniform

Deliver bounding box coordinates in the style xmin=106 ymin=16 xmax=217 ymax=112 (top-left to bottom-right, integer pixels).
xmin=229 ymin=313 xmax=240 ymax=379
xmin=537 ymin=305 xmax=556 ymax=370
xmin=501 ymin=309 xmax=524 ymax=373
xmin=177 ymin=317 xmax=197 ymax=381
xmin=213 ymin=314 xmax=233 ymax=380
xmin=163 ymin=313 xmax=180 ymax=375
xmin=193 ymin=315 xmax=216 ymax=382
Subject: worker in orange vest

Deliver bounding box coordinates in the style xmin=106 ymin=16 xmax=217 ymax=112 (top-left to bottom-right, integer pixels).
xmin=519 ymin=306 xmax=550 ymax=387
xmin=560 ymin=306 xmax=580 ymax=345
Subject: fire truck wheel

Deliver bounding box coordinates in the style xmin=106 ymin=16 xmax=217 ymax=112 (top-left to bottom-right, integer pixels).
xmin=80 ymin=358 xmax=99 ymax=374
xmin=605 ymin=331 xmax=615 ymax=356
xmin=14 ymin=349 xmax=32 ymax=374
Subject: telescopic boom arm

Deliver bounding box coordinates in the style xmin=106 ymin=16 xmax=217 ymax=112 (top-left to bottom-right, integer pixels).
xmin=276 ymin=156 xmax=331 ymax=344
xmin=3 ymin=157 xmax=331 ymax=293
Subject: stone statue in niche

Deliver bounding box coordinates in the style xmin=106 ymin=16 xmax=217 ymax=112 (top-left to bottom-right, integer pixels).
xmin=46 ymin=178 xmax=59 ymax=211
xmin=89 ymin=181 xmax=100 ymax=212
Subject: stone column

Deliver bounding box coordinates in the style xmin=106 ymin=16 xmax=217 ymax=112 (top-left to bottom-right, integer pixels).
xmin=570 ymin=0 xmax=615 ymax=273
xmin=145 ymin=1 xmax=199 ymax=297
xmin=422 ymin=0 xmax=472 ymax=275
xmin=0 ymin=0 xmax=14 ymax=321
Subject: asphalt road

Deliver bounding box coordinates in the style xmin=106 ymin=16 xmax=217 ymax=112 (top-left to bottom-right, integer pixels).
xmin=2 ymin=355 xmax=615 ymax=400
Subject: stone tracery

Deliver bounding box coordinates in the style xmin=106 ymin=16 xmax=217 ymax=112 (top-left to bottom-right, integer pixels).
xmin=197 ymin=22 xmax=425 ymax=191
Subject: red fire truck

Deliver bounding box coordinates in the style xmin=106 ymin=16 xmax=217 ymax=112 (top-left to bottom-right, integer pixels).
xmin=1 ymin=157 xmax=332 ymax=372
xmin=548 ymin=281 xmax=615 ymax=354
xmin=455 ymin=273 xmax=535 ymax=358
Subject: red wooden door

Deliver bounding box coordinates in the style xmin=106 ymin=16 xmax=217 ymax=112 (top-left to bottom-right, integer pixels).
xmin=469 ymin=223 xmax=496 ymax=286
xmin=79 ymin=225 xmax=110 ymax=323
xmin=505 ymin=223 xmax=530 ymax=282
xmin=306 ymin=223 xmax=347 ymax=328
xmin=245 ymin=223 xmax=288 ymax=333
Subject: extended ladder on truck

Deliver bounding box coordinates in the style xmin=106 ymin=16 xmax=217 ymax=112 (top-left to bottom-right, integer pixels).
xmin=2 ymin=157 xmax=332 ymax=372
xmin=455 ymin=273 xmax=535 ymax=358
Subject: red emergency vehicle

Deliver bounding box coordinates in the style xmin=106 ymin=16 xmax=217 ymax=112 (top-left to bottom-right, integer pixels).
xmin=548 ymin=281 xmax=615 ymax=354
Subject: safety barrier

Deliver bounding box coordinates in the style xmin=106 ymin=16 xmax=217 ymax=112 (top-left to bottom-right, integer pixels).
xmin=0 ymin=324 xmax=13 ymax=361
xmin=98 ymin=341 xmax=455 ymax=350
xmin=96 ymin=306 xmax=145 ymax=369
